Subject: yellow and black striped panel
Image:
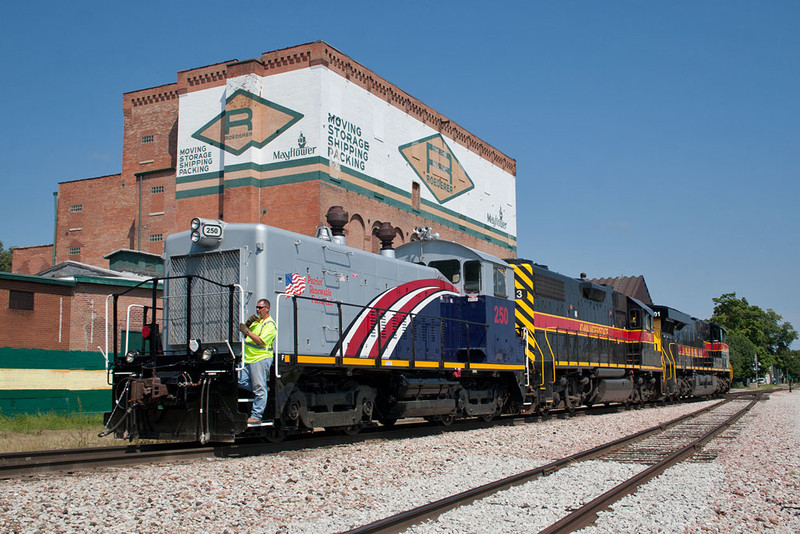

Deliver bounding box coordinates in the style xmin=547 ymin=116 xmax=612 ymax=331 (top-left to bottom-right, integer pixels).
xmin=513 ymin=262 xmax=536 ymax=357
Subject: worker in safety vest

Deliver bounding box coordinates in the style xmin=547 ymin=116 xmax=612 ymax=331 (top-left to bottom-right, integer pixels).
xmin=238 ymin=298 xmax=277 ymax=425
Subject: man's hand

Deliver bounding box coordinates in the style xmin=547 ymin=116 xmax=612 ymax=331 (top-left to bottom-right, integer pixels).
xmin=239 ymin=323 xmax=250 ymax=336
xmin=245 ymin=314 xmax=259 ymax=327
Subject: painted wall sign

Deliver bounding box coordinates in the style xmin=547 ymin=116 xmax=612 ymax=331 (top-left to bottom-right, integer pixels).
xmin=398 ymin=134 xmax=474 ymax=203
xmin=192 ymin=89 xmax=303 ymax=156
xmin=176 ymin=67 xmax=517 ymax=245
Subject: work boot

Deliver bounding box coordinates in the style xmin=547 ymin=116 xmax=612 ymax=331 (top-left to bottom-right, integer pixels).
xmin=247 ymin=416 xmax=262 ymax=425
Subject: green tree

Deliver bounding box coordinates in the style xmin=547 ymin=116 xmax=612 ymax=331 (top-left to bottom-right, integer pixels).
xmin=711 ymin=292 xmax=798 ymax=381
xmin=783 ymin=350 xmax=800 ymax=382
xmin=726 ymin=332 xmax=758 ymax=382
xmin=0 ymin=241 xmax=11 ymax=272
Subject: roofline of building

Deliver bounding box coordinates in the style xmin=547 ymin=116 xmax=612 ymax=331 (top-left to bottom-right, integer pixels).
xmin=103 ymin=249 xmax=164 ymax=260
xmin=10 ymin=244 xmax=52 ymax=251
xmin=58 ymin=172 xmax=121 ymax=186
xmin=0 ymin=271 xmax=160 ymax=290
xmin=0 ymin=271 xmax=75 ymax=286
xmin=122 ymin=41 xmax=516 ymax=175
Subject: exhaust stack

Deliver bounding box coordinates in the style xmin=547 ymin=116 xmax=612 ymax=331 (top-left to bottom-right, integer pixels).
xmin=326 ymin=206 xmax=349 ymax=246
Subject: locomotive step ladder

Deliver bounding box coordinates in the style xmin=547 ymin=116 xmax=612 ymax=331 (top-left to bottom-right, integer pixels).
xmin=238 ymin=397 xmax=274 ymax=426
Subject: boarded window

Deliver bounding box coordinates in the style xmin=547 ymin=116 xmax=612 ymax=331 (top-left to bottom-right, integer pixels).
xmin=9 ymin=290 xmax=33 ymax=310
xmin=69 ymin=247 xmax=80 ymax=255
xmin=149 ymin=233 xmax=163 ymax=242
xmin=412 ymin=182 xmax=420 ymax=211
xmin=69 ymin=204 xmax=83 ymax=213
xmin=151 ymin=185 xmax=164 ymax=194
xmin=141 ymin=135 xmax=154 ymax=144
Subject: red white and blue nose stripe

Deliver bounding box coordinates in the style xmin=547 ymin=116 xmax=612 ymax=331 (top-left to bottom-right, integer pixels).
xmin=337 ymin=279 xmax=458 ymax=359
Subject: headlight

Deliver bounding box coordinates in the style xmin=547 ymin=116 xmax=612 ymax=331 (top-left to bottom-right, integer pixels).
xmin=189 ymin=339 xmax=201 ymax=353
xmin=125 ymin=350 xmax=141 ymax=363
xmin=191 ymin=217 xmax=201 ymax=230
xmin=191 ymin=230 xmax=201 ymax=243
xmin=201 ymin=347 xmax=217 ymax=361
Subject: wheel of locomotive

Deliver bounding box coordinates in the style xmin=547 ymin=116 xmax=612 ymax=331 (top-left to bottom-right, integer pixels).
xmin=342 ymin=424 xmax=362 ymax=436
xmin=426 ymin=414 xmax=454 ymax=426
xmin=324 ymin=425 xmax=362 ymax=436
xmin=264 ymin=427 xmax=287 ymax=443
xmin=479 ymin=413 xmax=495 ymax=423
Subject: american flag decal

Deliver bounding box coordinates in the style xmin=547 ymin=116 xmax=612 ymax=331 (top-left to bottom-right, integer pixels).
xmin=285 ymin=273 xmax=306 ymax=296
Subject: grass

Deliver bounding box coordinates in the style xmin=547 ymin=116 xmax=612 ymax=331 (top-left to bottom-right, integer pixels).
xmin=0 ymin=412 xmax=117 ymax=453
xmin=0 ymin=412 xmax=103 ymax=433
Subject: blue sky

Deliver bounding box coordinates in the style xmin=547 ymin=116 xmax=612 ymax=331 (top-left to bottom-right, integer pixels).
xmin=1 ymin=1 xmax=798 ymax=346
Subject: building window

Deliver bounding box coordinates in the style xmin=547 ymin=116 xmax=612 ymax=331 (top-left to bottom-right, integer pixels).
xmin=151 ymin=185 xmax=164 ymax=194
xmin=69 ymin=247 xmax=80 ymax=255
xmin=149 ymin=233 xmax=163 ymax=242
xmin=69 ymin=204 xmax=83 ymax=213
xmin=141 ymin=135 xmax=154 ymax=144
xmin=9 ymin=290 xmax=34 ymax=310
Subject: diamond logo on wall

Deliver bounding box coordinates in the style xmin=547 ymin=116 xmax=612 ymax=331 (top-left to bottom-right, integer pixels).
xmin=398 ymin=134 xmax=474 ymax=204
xmin=192 ymin=89 xmax=304 ymax=156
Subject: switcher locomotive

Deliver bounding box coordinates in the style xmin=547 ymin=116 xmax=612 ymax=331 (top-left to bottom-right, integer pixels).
xmin=103 ymin=208 xmax=731 ymax=442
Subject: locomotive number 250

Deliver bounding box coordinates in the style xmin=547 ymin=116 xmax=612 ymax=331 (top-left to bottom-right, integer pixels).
xmin=493 ymin=305 xmax=509 ymax=325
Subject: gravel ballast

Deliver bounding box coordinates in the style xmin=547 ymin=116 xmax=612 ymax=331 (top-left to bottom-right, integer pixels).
xmin=1 ymin=392 xmax=797 ymax=533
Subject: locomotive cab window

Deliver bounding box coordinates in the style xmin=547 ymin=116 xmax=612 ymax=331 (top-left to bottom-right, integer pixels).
xmin=493 ymin=266 xmax=507 ymax=297
xmin=629 ymin=309 xmax=641 ymax=329
xmin=429 ymin=259 xmax=461 ymax=284
xmin=464 ymin=260 xmax=481 ymax=293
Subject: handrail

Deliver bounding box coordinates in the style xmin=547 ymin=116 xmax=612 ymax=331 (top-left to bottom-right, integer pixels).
xmin=233 ymin=284 xmax=245 ymax=371
xmin=543 ymin=328 xmax=557 ymax=384
xmin=102 ymin=293 xmax=113 ymax=372
xmin=273 ymin=293 xmax=295 ymax=379
xmin=278 ymin=293 xmax=490 ymax=367
xmin=124 ymin=304 xmax=146 ymax=356
xmin=523 ymin=328 xmax=530 ymax=387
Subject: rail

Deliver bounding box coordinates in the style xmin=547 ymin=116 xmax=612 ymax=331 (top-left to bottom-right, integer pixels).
xmin=342 ymin=395 xmax=758 ymax=533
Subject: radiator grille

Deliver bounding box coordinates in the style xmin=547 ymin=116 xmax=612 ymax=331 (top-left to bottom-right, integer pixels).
xmin=166 ymin=250 xmax=241 ymax=345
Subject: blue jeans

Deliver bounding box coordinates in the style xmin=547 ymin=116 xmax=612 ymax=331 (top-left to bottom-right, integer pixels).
xmin=238 ymin=358 xmax=273 ymax=420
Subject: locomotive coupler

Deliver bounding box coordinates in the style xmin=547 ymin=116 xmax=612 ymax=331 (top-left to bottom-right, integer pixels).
xmin=130 ymin=377 xmax=169 ymax=405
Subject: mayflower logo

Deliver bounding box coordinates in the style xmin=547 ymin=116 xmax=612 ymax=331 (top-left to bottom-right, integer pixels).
xmin=487 ymin=207 xmax=508 ymax=229
xmin=398 ymin=134 xmax=474 ymax=203
xmin=273 ymin=132 xmax=317 ymax=161
xmin=192 ymin=89 xmax=303 ymax=156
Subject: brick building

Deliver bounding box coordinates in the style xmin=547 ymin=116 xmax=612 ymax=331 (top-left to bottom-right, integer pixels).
xmin=0 ymin=269 xmax=158 ymax=415
xmin=15 ymin=41 xmax=518 ymax=275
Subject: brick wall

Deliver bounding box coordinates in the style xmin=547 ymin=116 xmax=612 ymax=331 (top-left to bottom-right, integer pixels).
xmin=31 ymin=43 xmax=515 ymax=280
xmin=1 ymin=277 xmax=160 ymax=353
xmin=0 ymin=279 xmax=72 ymax=350
xmin=12 ymin=245 xmax=53 ymax=275
xmin=55 ymin=174 xmax=134 ymax=268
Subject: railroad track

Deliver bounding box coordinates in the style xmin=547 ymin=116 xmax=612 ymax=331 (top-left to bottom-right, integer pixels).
xmin=0 ymin=442 xmax=218 ymax=479
xmin=0 ymin=391 xmax=752 ymax=480
xmin=342 ymin=393 xmax=763 ymax=534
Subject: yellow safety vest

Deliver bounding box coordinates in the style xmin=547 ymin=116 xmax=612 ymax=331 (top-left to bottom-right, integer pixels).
xmin=244 ymin=317 xmax=276 ymax=364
